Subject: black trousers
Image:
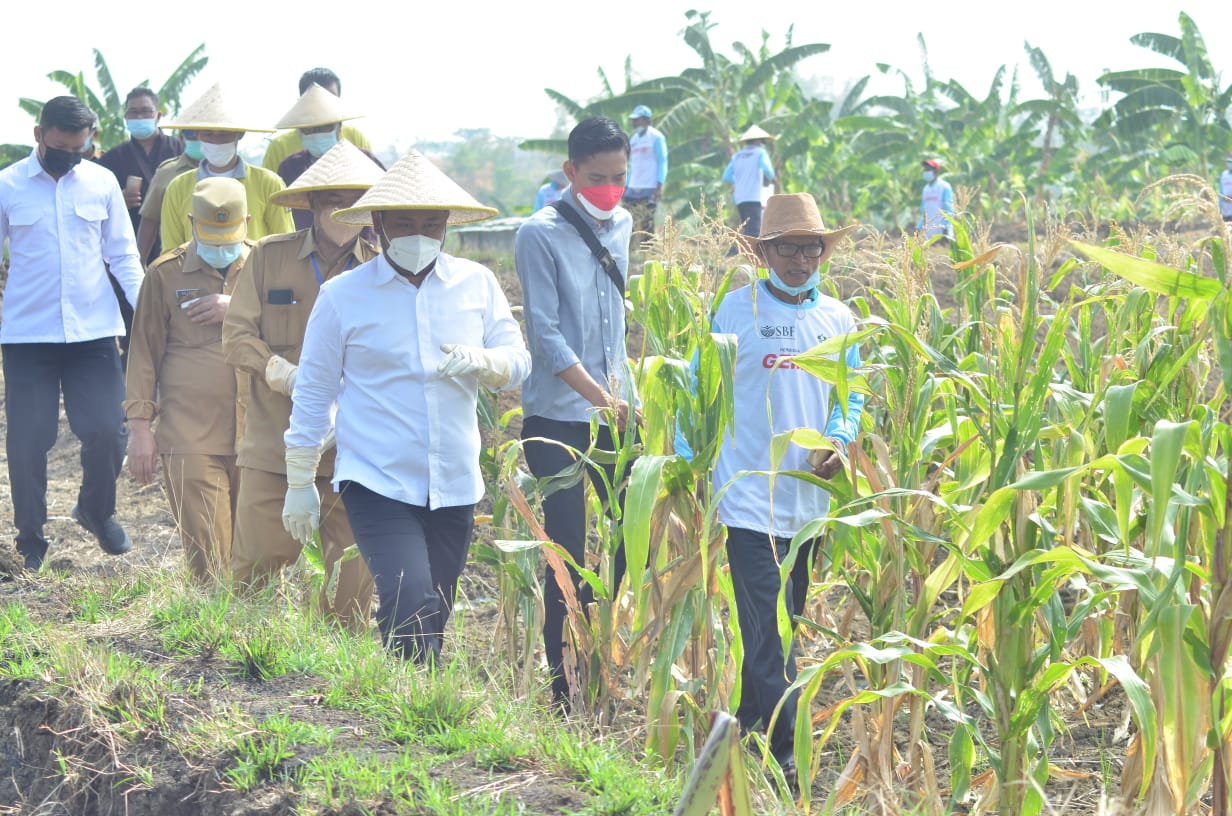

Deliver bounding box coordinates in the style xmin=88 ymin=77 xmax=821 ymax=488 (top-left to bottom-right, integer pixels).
xmin=521 ymin=415 xmax=634 ymax=701
xmin=340 ymin=480 xmax=474 ymax=664
xmin=1 ymin=339 xmax=126 ymax=546
xmin=726 ymin=525 xmax=815 ymax=764
xmin=736 ymin=202 xmax=764 ymax=237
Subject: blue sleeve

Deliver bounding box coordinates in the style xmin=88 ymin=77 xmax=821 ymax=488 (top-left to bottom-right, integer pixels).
xmin=916 ymin=187 xmax=925 ymax=229
xmin=942 ymin=183 xmax=954 ymax=213
xmin=760 ymin=151 xmax=775 ymax=181
xmin=673 ymin=347 xmax=701 ymax=462
xmin=533 ymin=187 xmax=546 ymax=212
xmin=655 ymin=134 xmax=668 ymax=184
xmin=824 ymin=342 xmax=864 ymax=445
xmin=722 ymin=158 xmax=735 ymax=184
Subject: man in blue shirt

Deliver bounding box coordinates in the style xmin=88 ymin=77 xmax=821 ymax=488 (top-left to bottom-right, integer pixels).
xmin=622 ymin=105 xmax=667 ymax=246
xmin=917 ymin=158 xmax=955 ymax=241
xmin=515 ymin=117 xmax=637 ymax=710
xmin=533 ymin=169 xmax=567 ymax=212
xmin=722 ymin=125 xmax=777 ymax=237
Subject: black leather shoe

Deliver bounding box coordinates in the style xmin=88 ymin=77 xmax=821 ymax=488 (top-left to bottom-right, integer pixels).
xmin=71 ymin=505 xmax=132 ymax=555
xmin=15 ymin=536 xmax=48 ymax=571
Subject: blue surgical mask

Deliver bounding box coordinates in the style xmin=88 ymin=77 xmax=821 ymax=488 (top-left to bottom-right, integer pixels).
xmin=768 ymin=269 xmax=820 ymax=298
xmin=301 ymin=130 xmax=339 ymax=158
xmin=126 ymin=118 xmax=157 ymax=139
xmin=183 ymin=139 xmax=204 ymax=161
xmin=923 ymin=170 xmax=936 ymax=182
xmin=197 ymin=242 xmax=243 ymax=270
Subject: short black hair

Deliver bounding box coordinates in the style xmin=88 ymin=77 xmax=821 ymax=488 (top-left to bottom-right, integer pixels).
xmin=125 ymin=87 xmax=159 ymax=109
xmin=299 ymin=68 xmax=341 ymax=95
xmin=40 ymin=96 xmax=96 ymax=133
xmin=567 ymin=117 xmax=629 ymax=164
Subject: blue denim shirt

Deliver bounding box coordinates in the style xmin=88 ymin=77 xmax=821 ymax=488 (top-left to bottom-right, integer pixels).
xmin=514 ymin=190 xmax=634 ymax=422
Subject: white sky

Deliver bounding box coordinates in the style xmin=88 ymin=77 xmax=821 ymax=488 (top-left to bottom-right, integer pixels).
xmin=2 ymin=2 xmax=1229 ymax=153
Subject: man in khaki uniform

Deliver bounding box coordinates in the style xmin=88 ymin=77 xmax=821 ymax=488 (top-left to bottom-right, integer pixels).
xmin=125 ymin=177 xmax=253 ymax=582
xmin=222 ymin=142 xmax=382 ymax=626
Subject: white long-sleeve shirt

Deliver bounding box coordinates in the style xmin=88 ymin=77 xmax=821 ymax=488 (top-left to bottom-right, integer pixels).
xmin=0 ymin=151 xmax=144 ymax=343
xmin=286 ymin=252 xmax=530 ymax=508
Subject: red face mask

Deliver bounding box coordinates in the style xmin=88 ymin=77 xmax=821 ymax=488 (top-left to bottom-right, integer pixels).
xmin=577 ymin=184 xmax=624 ymax=214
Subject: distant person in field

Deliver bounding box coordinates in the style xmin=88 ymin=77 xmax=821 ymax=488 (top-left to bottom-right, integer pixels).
xmin=138 ymin=131 xmax=202 ymax=264
xmin=917 ymin=157 xmax=954 ymax=241
xmin=159 ymin=83 xmax=294 ymax=251
xmin=623 ymin=105 xmax=667 ymax=244
xmin=99 ymin=87 xmax=184 ymax=263
xmin=533 ymin=169 xmax=567 ymax=211
xmin=125 ymin=178 xmax=252 ymax=583
xmin=0 ymin=96 xmax=142 ymax=569
xmin=262 ymin=68 xmax=372 ymax=174
xmin=281 ymin=150 xmax=528 ymax=662
xmin=515 ymin=116 xmax=639 ymax=710
xmin=722 ymin=125 xmax=777 ymax=237
xmin=273 ymin=84 xmax=384 ymax=231
xmin=713 ymin=192 xmax=861 ymax=784
xmin=222 ymin=143 xmax=383 ymax=628
xmin=1220 ymin=153 xmax=1232 ymax=221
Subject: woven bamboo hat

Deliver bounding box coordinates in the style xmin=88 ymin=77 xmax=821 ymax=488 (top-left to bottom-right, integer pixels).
xmin=333 ymin=149 xmax=498 ymax=226
xmin=269 ymin=142 xmax=384 ymax=210
xmin=191 ymin=177 xmax=248 ymax=244
xmin=742 ymin=193 xmax=857 ymax=265
xmin=274 ymin=84 xmax=362 ymax=130
xmin=163 ymin=82 xmax=274 ymax=133
xmin=738 ymin=125 xmax=776 ymax=143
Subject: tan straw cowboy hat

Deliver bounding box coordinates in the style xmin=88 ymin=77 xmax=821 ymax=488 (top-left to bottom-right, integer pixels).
xmin=274 ymin=83 xmax=362 ymax=130
xmin=269 ymin=142 xmax=384 ymax=210
xmin=744 ymin=193 xmax=858 ymax=265
xmin=738 ymin=124 xmax=776 ymax=142
xmin=333 ymin=149 xmax=498 ymax=226
xmin=163 ymin=82 xmax=274 ymax=133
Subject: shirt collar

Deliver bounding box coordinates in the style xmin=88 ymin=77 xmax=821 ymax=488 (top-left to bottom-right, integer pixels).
xmin=298 ymin=226 xmax=373 ymax=266
xmin=197 ymin=156 xmax=248 ymax=180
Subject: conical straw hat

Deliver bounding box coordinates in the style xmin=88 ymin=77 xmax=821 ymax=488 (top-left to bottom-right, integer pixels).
xmin=738 ymin=125 xmax=776 ymax=142
xmin=163 ymin=82 xmax=274 ymax=133
xmin=333 ymin=149 xmax=498 ymax=226
xmin=274 ymin=84 xmax=362 ymax=130
xmin=270 ymin=142 xmax=385 ymax=210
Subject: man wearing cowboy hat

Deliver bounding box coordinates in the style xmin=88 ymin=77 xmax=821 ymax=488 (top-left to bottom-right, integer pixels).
xmin=159 ymin=83 xmax=294 ymax=251
xmin=222 ymin=142 xmax=383 ymax=626
xmin=515 ymin=116 xmax=638 ymax=710
xmin=722 ymin=125 xmax=777 ymax=237
xmin=281 ymin=150 xmax=529 ymax=662
xmin=124 ymin=177 xmax=254 ymax=583
xmin=706 ymin=192 xmax=863 ymax=781
xmin=272 ymin=84 xmax=384 ymax=231
xmin=262 ymin=68 xmax=372 ymax=174
xmin=917 ymin=157 xmax=954 ymax=241
xmin=623 ymin=104 xmax=667 ymax=243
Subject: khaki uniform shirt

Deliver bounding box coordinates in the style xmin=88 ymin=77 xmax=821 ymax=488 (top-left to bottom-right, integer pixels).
xmin=124 ymin=241 xmax=255 ymax=455
xmin=138 ymin=154 xmax=198 ymax=225
xmin=222 ymin=228 xmax=378 ymax=475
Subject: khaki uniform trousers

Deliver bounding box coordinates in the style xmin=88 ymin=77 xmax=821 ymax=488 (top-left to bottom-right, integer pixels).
xmin=161 ymin=453 xmax=239 ymax=583
xmin=232 ymin=466 xmax=373 ymax=629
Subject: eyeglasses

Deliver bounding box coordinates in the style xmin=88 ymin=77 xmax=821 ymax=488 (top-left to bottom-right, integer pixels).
xmin=772 ymin=240 xmax=826 ymax=258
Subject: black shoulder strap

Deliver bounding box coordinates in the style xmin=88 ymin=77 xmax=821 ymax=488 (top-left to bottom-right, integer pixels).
xmin=550 ymin=199 xmax=625 ymax=295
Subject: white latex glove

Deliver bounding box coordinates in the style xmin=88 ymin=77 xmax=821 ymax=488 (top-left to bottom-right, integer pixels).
xmin=282 ymin=446 xmax=323 ymax=545
xmin=437 ymin=343 xmax=512 ymax=389
xmin=265 ymin=355 xmax=298 ymax=397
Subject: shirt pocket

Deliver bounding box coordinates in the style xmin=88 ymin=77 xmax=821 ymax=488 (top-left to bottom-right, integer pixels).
xmin=72 ymin=200 xmax=108 ymax=247
xmin=262 ymin=290 xmax=303 ymax=352
xmin=7 ymin=204 xmax=43 ymax=231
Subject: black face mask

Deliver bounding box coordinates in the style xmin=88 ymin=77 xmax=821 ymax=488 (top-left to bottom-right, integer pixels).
xmin=41 ymin=145 xmax=85 ymax=176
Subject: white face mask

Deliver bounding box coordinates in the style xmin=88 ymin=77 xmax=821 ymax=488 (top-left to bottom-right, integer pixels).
xmin=315 ymin=208 xmax=364 ymax=247
xmin=200 ymin=140 xmax=238 ymax=167
xmin=384 ymin=232 xmax=442 ymax=274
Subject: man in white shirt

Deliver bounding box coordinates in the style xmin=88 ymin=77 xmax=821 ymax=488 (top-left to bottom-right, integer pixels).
xmin=281 ymin=150 xmax=530 ymax=663
xmin=623 ymin=105 xmax=667 ymax=245
xmin=0 ymin=96 xmax=144 ymax=569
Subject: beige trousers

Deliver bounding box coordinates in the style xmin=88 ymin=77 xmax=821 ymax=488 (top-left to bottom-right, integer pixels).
xmin=231 ymin=466 xmax=373 ymax=629
xmin=161 ymin=453 xmax=239 ymax=584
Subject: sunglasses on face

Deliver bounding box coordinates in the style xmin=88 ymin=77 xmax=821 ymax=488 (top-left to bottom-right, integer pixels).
xmin=771 ymin=240 xmax=826 ymax=258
